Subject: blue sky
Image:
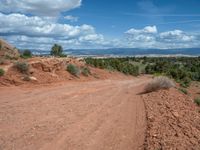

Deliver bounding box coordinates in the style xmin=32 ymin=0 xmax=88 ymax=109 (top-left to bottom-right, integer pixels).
xmin=66 ymin=0 xmax=200 ymax=35
xmin=0 ymin=0 xmax=200 ymax=50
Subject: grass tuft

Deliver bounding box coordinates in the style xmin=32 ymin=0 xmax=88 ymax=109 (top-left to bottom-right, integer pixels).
xmin=194 ymin=98 xmax=200 ymax=106
xmin=66 ymin=64 xmax=80 ymax=76
xmin=0 ymin=68 xmax=5 ymax=76
xmin=81 ymin=67 xmax=91 ymax=76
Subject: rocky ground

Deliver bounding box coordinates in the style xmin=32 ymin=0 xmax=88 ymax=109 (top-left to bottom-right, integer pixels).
xmin=142 ymin=88 xmax=200 ymax=149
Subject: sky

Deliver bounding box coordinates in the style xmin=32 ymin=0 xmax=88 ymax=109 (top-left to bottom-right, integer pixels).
xmin=0 ymin=0 xmax=200 ymax=50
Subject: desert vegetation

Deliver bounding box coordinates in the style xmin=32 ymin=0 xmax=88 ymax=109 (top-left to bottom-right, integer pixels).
xmin=0 ymin=68 xmax=5 ymax=76
xmin=194 ymin=98 xmax=200 ymax=106
xmin=178 ymin=88 xmax=188 ymax=95
xmin=15 ymin=62 xmax=29 ymax=74
xmin=81 ymin=67 xmax=91 ymax=76
xmin=20 ymin=50 xmax=32 ymax=59
xmin=144 ymin=76 xmax=175 ymax=93
xmin=85 ymin=57 xmax=139 ymax=76
xmin=50 ymin=44 xmax=67 ymax=57
xmin=66 ymin=64 xmax=80 ymax=76
xmin=85 ymin=57 xmax=200 ymax=88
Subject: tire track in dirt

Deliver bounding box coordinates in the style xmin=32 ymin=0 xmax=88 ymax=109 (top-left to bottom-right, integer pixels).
xmin=0 ymin=77 xmax=149 ymax=150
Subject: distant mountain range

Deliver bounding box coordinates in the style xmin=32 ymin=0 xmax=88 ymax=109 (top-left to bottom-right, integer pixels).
xmin=32 ymin=48 xmax=200 ymax=57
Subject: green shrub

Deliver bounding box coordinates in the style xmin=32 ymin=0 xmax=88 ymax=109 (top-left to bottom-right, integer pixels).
xmin=66 ymin=64 xmax=80 ymax=76
xmin=5 ymin=54 xmax=14 ymax=60
xmin=179 ymin=88 xmax=188 ymax=95
xmin=84 ymin=58 xmax=139 ymax=76
xmin=181 ymin=77 xmax=191 ymax=88
xmin=106 ymin=65 xmax=115 ymax=72
xmin=0 ymin=68 xmax=5 ymax=76
xmin=50 ymin=44 xmax=63 ymax=56
xmin=21 ymin=50 xmax=32 ymax=58
xmin=194 ymin=98 xmax=200 ymax=106
xmin=81 ymin=67 xmax=91 ymax=76
xmin=179 ymin=77 xmax=191 ymax=88
xmin=15 ymin=62 xmax=29 ymax=74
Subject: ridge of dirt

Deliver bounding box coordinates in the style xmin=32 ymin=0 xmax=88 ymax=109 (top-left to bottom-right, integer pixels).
xmin=142 ymin=88 xmax=200 ymax=149
xmin=0 ymin=57 xmax=134 ymax=86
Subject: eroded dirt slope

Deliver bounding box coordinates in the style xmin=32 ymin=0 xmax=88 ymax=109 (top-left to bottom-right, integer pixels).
xmin=0 ymin=57 xmax=134 ymax=86
xmin=0 ymin=76 xmax=149 ymax=150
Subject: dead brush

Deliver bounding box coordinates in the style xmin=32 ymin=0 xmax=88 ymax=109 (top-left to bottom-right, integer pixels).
xmin=144 ymin=76 xmax=175 ymax=93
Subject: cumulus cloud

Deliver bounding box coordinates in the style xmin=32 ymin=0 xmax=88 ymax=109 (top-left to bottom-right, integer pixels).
xmin=125 ymin=26 xmax=157 ymax=34
xmin=0 ymin=0 xmax=117 ymax=50
xmin=159 ymin=30 xmax=195 ymax=42
xmin=0 ymin=0 xmax=82 ymax=16
xmin=0 ymin=13 xmax=101 ymax=39
xmin=0 ymin=13 xmax=109 ymax=49
xmin=125 ymin=26 xmax=157 ymax=48
xmin=64 ymin=15 xmax=79 ymax=22
xmin=124 ymin=26 xmax=198 ymax=49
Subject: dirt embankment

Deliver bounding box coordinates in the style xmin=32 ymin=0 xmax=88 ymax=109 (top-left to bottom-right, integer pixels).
xmin=0 ymin=57 xmax=133 ymax=86
xmin=142 ymin=88 xmax=200 ymax=149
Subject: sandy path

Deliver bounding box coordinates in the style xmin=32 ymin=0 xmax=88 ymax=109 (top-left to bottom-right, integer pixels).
xmin=0 ymin=77 xmax=149 ymax=150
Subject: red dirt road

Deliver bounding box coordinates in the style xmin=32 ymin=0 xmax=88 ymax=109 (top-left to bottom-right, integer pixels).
xmin=0 ymin=77 xmax=149 ymax=150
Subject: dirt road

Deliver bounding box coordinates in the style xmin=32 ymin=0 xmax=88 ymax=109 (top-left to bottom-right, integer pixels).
xmin=0 ymin=77 xmax=149 ymax=150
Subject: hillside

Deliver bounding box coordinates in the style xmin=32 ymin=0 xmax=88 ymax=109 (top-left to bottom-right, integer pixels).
xmin=0 ymin=57 xmax=134 ymax=86
xmin=0 ymin=39 xmax=20 ymax=59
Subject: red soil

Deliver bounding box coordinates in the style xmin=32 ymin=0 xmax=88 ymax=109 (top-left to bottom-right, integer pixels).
xmin=0 ymin=57 xmax=133 ymax=86
xmin=0 ymin=76 xmax=149 ymax=150
xmin=142 ymin=88 xmax=200 ymax=149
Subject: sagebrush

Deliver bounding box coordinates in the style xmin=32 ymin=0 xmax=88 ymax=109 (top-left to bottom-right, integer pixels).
xmin=144 ymin=76 xmax=175 ymax=93
xmin=15 ymin=62 xmax=29 ymax=74
xmin=66 ymin=64 xmax=80 ymax=76
xmin=81 ymin=67 xmax=91 ymax=76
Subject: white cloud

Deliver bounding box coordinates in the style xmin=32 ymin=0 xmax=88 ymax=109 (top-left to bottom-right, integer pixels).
xmin=0 ymin=0 xmax=82 ymax=16
xmin=0 ymin=13 xmax=99 ymax=39
xmin=64 ymin=15 xmax=79 ymax=22
xmin=125 ymin=26 xmax=157 ymax=34
xmin=125 ymin=26 xmax=157 ymax=48
xmin=0 ymin=11 xmax=199 ymax=50
xmin=124 ymin=26 xmax=198 ymax=49
xmin=159 ymin=30 xmax=195 ymax=42
xmin=0 ymin=13 xmax=109 ymax=49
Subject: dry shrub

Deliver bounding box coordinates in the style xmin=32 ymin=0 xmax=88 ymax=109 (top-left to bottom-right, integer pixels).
xmin=144 ymin=76 xmax=175 ymax=93
xmin=15 ymin=62 xmax=29 ymax=74
xmin=66 ymin=64 xmax=80 ymax=76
